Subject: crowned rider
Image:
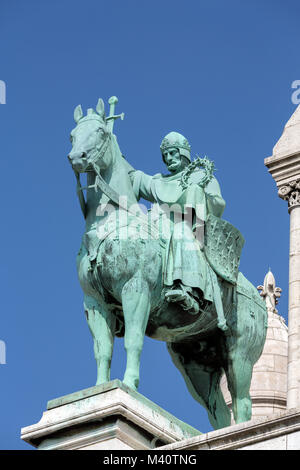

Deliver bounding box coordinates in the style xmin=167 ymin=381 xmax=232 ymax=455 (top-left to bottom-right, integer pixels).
xmin=129 ymin=132 xmax=226 ymax=315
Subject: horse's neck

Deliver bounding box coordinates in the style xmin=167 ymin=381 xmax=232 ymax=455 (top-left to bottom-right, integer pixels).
xmin=104 ymin=138 xmax=137 ymax=205
xmin=85 ymin=136 xmax=137 ymax=229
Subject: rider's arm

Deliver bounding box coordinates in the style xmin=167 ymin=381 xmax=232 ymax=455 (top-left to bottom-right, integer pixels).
xmin=129 ymin=170 xmax=157 ymax=203
xmin=205 ymin=177 xmax=226 ymax=218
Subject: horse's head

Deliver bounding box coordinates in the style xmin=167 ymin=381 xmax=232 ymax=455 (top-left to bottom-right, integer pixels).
xmin=68 ymin=98 xmax=111 ymax=173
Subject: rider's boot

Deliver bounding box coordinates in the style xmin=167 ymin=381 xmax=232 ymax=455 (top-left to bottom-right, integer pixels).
xmin=165 ymin=284 xmax=200 ymax=315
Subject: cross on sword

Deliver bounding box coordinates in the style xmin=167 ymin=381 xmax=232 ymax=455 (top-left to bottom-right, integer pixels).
xmin=106 ymin=96 xmax=125 ymax=133
xmin=74 ymin=96 xmax=125 ymax=218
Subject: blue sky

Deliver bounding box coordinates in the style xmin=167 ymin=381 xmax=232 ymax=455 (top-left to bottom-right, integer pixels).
xmin=0 ymin=0 xmax=299 ymax=449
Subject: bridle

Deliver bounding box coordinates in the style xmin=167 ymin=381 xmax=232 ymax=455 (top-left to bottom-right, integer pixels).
xmin=73 ymin=129 xmax=162 ymax=241
xmin=75 ymin=129 xmax=112 ymax=192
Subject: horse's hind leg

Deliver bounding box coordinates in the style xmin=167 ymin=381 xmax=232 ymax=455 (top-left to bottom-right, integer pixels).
xmin=224 ymin=352 xmax=253 ymax=424
xmin=167 ymin=343 xmax=231 ymax=430
xmin=122 ymin=274 xmax=151 ymax=391
xmin=84 ymin=295 xmax=116 ymax=385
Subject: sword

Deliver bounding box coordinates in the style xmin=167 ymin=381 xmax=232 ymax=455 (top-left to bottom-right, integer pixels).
xmin=106 ymin=96 xmax=124 ymax=133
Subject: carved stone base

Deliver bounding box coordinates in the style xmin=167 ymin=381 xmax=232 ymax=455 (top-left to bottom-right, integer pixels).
xmin=20 ymin=380 xmax=200 ymax=450
xmin=160 ymin=408 xmax=300 ymax=450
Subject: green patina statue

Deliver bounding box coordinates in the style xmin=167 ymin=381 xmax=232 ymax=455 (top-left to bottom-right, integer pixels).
xmin=67 ymin=96 xmax=267 ymax=430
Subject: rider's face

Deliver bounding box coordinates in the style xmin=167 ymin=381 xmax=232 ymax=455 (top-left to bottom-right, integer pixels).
xmin=163 ymin=147 xmax=183 ymax=174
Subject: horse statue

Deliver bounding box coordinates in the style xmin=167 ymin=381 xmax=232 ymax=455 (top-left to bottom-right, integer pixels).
xmin=67 ymin=96 xmax=267 ymax=430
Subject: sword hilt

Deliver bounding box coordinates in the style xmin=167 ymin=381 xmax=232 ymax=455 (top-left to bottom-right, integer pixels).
xmin=106 ymin=96 xmax=124 ymax=132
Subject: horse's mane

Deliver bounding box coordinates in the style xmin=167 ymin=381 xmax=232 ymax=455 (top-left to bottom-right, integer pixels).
xmin=108 ymin=134 xmax=138 ymax=207
xmin=111 ymin=134 xmax=135 ymax=172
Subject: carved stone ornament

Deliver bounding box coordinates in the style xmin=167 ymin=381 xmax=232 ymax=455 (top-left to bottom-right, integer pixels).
xmin=278 ymin=180 xmax=300 ymax=212
xmin=257 ymin=270 xmax=282 ymax=315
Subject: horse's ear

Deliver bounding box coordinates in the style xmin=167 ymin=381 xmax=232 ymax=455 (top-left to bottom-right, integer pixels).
xmin=96 ymin=98 xmax=105 ymax=120
xmin=74 ymin=104 xmax=83 ymax=123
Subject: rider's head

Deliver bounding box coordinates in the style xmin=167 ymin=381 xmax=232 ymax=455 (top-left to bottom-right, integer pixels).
xmin=160 ymin=132 xmax=191 ymax=174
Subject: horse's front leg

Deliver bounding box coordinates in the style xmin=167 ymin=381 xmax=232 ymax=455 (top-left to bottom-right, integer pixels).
xmin=122 ymin=274 xmax=151 ymax=390
xmin=84 ymin=295 xmax=116 ymax=385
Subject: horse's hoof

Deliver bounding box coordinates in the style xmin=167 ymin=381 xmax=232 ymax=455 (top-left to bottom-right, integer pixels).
xmin=123 ymin=376 xmax=139 ymax=391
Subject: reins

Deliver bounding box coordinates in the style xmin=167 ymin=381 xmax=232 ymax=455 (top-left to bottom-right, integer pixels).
xmin=75 ymin=132 xmax=162 ymax=242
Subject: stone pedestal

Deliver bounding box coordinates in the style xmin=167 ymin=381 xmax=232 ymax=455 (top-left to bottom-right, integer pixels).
xmin=21 ymin=380 xmax=200 ymax=450
xmin=160 ymin=408 xmax=300 ymax=450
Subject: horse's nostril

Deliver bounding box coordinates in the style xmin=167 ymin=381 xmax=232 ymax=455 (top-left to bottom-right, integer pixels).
xmin=68 ymin=151 xmax=86 ymax=164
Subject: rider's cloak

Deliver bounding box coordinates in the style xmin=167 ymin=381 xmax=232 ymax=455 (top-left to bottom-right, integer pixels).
xmin=130 ymin=169 xmax=226 ymax=302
